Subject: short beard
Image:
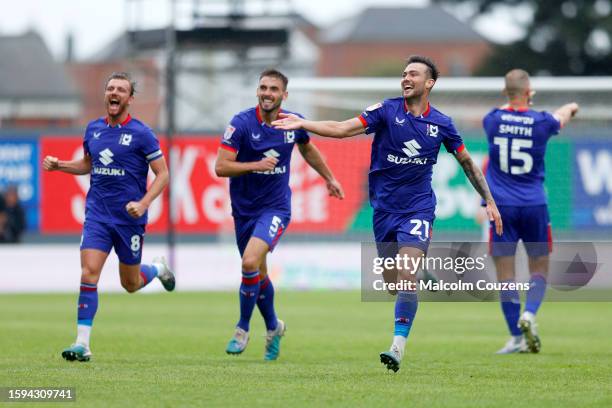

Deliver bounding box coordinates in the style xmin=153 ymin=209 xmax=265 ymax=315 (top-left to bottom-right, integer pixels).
xmin=106 ymin=103 xmax=127 ymax=119
xmin=404 ymin=92 xmax=424 ymax=104
xmin=259 ymin=99 xmax=282 ymax=113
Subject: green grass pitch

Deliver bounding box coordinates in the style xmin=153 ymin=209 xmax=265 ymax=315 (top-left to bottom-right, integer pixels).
xmin=1 ymin=291 xmax=611 ymax=407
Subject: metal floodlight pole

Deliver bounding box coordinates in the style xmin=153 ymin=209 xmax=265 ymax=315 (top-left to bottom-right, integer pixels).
xmin=165 ymin=0 xmax=177 ymax=270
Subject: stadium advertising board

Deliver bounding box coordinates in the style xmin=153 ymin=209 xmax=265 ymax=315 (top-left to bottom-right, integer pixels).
xmin=0 ymin=139 xmax=39 ymax=230
xmin=39 ymin=136 xmax=371 ymax=233
xmin=40 ymin=137 xmax=87 ymax=232
xmin=573 ymin=141 xmax=612 ymax=229
xmin=37 ymin=135 xmax=612 ymax=234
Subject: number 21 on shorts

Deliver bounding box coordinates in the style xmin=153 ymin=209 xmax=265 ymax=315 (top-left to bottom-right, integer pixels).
xmin=410 ymin=219 xmax=430 ymax=242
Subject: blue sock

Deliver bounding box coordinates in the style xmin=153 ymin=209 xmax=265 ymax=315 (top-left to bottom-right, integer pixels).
xmin=139 ymin=264 xmax=158 ymax=289
xmin=257 ymin=275 xmax=278 ymax=331
xmin=77 ymin=282 xmax=98 ymax=326
xmin=525 ymin=274 xmax=547 ymax=315
xmin=500 ymin=280 xmax=522 ymax=336
xmin=394 ymin=291 xmax=418 ymax=337
xmin=237 ymin=271 xmax=260 ymax=332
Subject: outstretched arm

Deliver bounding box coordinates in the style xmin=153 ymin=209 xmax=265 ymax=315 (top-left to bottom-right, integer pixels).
xmin=553 ymin=102 xmax=579 ymax=128
xmin=298 ymin=142 xmax=344 ymax=199
xmin=272 ymin=113 xmax=364 ymax=139
xmin=42 ymin=155 xmax=92 ymax=175
xmin=455 ymin=147 xmax=503 ymax=236
xmin=215 ymin=147 xmax=278 ymax=178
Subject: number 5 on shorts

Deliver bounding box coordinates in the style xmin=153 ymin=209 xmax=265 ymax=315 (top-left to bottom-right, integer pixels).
xmin=269 ymin=216 xmax=282 ymax=237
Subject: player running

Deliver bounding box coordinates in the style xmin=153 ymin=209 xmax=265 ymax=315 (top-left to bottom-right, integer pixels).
xmin=215 ymin=69 xmax=344 ymax=361
xmin=42 ymin=72 xmax=175 ymax=362
xmin=485 ymin=69 xmax=578 ymax=354
xmin=273 ymin=55 xmax=503 ymax=372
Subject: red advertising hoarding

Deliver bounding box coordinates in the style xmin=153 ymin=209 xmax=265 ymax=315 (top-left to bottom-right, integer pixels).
xmin=40 ymin=136 xmax=371 ymax=234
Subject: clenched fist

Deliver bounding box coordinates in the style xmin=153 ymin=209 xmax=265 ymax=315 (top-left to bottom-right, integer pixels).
xmin=253 ymin=157 xmax=279 ymax=172
xmin=126 ymin=201 xmax=147 ymax=218
xmin=42 ymin=156 xmax=60 ymax=171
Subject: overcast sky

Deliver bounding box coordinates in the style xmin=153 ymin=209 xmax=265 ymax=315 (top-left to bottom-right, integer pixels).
xmin=0 ymin=0 xmax=526 ymax=61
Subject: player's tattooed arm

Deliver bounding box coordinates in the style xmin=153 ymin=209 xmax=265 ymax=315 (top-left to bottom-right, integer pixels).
xmin=455 ymin=148 xmax=503 ymax=235
xmin=455 ymin=149 xmax=492 ymax=201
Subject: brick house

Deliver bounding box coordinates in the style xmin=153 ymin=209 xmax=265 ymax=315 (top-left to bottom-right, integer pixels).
xmin=317 ymin=6 xmax=490 ymax=77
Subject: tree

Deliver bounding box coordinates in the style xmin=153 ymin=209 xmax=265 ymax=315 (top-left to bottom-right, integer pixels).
xmin=434 ymin=0 xmax=612 ymax=75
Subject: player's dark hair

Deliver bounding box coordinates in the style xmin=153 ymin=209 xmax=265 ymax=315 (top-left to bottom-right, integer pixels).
xmin=105 ymin=72 xmax=136 ymax=96
xmin=406 ymin=55 xmax=439 ymax=82
xmin=259 ymin=69 xmax=289 ymax=90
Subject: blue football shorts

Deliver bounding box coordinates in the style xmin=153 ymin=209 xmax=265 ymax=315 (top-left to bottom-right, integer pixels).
xmin=80 ymin=219 xmax=145 ymax=265
xmin=489 ymin=204 xmax=552 ymax=257
xmin=233 ymin=211 xmax=291 ymax=256
xmin=373 ymin=209 xmax=435 ymax=257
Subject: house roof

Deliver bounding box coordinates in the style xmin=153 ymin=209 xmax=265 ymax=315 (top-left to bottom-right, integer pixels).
xmin=0 ymin=31 xmax=79 ymax=99
xmin=320 ymin=6 xmax=485 ymax=43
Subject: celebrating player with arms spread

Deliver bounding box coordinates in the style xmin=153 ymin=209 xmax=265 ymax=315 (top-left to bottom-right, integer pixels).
xmin=215 ymin=69 xmax=344 ymax=360
xmin=273 ymin=55 xmax=503 ymax=372
xmin=485 ymin=69 xmax=578 ymax=355
xmin=43 ymin=72 xmax=175 ymax=362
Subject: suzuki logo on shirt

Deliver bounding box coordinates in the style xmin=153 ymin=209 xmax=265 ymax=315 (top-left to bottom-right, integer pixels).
xmin=264 ymin=149 xmax=280 ymax=159
xmin=427 ymin=124 xmax=439 ymax=137
xmin=284 ymin=131 xmax=295 ymax=143
xmin=99 ymin=148 xmax=114 ymax=165
xmin=402 ymin=139 xmax=422 ymax=157
xmin=388 ymin=139 xmax=428 ymax=165
xmin=255 ymin=149 xmax=286 ymax=175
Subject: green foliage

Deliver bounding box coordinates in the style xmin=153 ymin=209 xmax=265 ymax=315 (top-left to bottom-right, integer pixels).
xmin=435 ymin=0 xmax=612 ymax=75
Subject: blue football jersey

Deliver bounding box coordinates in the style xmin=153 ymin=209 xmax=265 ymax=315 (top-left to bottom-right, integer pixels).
xmin=483 ymin=107 xmax=561 ymax=206
xmin=220 ymin=106 xmax=310 ymax=217
xmin=83 ymin=115 xmax=163 ymax=225
xmin=359 ymin=97 xmax=464 ymax=213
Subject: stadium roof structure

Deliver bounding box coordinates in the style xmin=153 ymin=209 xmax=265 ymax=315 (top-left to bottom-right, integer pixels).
xmin=0 ymin=31 xmax=79 ymax=100
xmin=90 ymin=13 xmax=317 ymax=62
xmin=92 ymin=27 xmax=289 ymax=62
xmin=320 ymin=5 xmax=484 ymax=43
